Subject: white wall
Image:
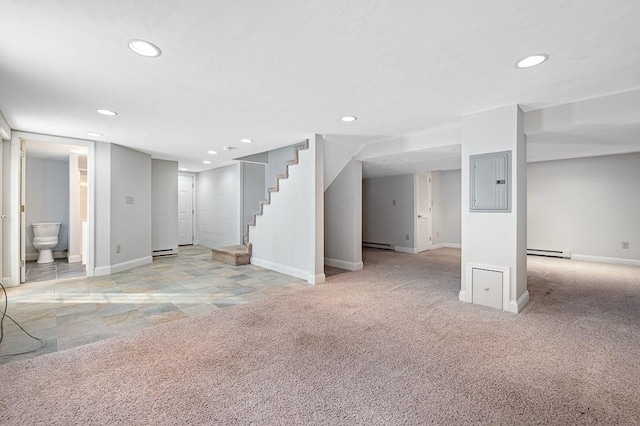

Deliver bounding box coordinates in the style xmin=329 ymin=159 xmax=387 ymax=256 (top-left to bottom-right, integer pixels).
xmin=197 ymin=164 xmax=241 ymax=248
xmin=1 ymin=140 xmax=9 ymax=282
xmin=151 ymin=159 xmax=179 ymax=253
xmin=242 ymin=162 xmax=265 ymax=241
xmin=265 ymin=144 xmax=295 ymax=193
xmin=250 ymin=137 xmax=325 ymax=284
xmin=109 ymin=144 xmax=152 ymax=267
xmin=25 ymin=156 xmax=69 ymax=255
xmin=94 ymin=141 xmax=111 ymax=269
xmin=363 ymin=174 xmax=415 ymax=251
xmin=442 ymin=169 xmax=461 ymax=246
xmin=431 ymin=170 xmax=444 ymax=246
xmin=528 ymin=153 xmax=640 ymax=262
xmin=325 ymin=159 xmax=363 ymax=270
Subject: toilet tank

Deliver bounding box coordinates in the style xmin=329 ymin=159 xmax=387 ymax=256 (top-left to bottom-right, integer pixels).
xmin=32 ymin=222 xmax=61 ymax=237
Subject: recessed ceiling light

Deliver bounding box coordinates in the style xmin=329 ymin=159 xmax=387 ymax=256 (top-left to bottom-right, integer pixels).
xmin=96 ymin=109 xmax=118 ymax=116
xmin=516 ymin=54 xmax=549 ymax=69
xmin=179 ymin=168 xmax=187 ymax=171
xmin=86 ymin=132 xmax=102 ymax=137
xmin=207 ymin=150 xmax=217 ymax=155
xmin=203 ymin=160 xmax=211 ymax=164
xmin=128 ymin=39 xmax=162 ymax=58
xmin=71 ymin=148 xmax=88 ymax=155
xmin=341 ymin=116 xmax=357 ymax=122
xmin=240 ymin=138 xmax=253 ymax=143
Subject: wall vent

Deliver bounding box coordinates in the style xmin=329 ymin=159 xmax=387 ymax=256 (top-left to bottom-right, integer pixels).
xmin=152 ymin=248 xmax=179 ymax=257
xmin=527 ymin=248 xmax=571 ymax=259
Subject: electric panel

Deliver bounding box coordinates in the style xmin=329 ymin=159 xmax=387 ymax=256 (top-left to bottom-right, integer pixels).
xmin=470 ymin=151 xmax=511 ymax=212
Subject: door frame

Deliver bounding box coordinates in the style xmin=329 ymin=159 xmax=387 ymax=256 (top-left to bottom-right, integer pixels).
xmin=178 ymin=172 xmax=196 ymax=246
xmin=10 ymin=131 xmax=97 ymax=285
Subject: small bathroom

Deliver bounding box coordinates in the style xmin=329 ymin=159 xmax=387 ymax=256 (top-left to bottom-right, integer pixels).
xmin=25 ymin=140 xmax=88 ymax=283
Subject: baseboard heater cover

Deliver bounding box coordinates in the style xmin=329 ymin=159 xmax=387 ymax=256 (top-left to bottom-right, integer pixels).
xmin=527 ymin=248 xmax=571 ymax=259
xmin=362 ymin=242 xmax=396 ymax=251
xmin=152 ymin=248 xmax=179 ymax=257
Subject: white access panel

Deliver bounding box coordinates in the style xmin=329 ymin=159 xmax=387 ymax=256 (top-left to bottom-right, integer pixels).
xmin=472 ymin=268 xmax=503 ymax=310
xmin=470 ymin=151 xmax=511 ymax=212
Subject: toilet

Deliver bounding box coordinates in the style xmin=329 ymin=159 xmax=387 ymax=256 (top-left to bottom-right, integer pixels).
xmin=32 ymin=223 xmax=61 ymax=264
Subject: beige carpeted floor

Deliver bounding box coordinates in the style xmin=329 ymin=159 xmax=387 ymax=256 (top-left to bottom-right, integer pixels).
xmin=1 ymin=248 xmax=639 ymax=425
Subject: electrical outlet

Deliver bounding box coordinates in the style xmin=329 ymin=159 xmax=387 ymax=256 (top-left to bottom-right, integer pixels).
xmin=392 ymin=200 xmax=396 ymax=206
xmin=125 ymin=196 xmax=134 ymax=204
xmin=622 ymin=242 xmax=629 ymax=249
xmin=437 ymin=232 xmax=440 ymax=237
xmin=405 ymin=234 xmax=409 ymax=240
xmin=116 ymin=244 xmax=121 ymax=253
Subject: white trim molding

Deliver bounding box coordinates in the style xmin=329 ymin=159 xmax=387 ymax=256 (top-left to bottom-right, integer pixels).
xmin=572 ymin=254 xmax=640 ymax=267
xmin=94 ymin=256 xmax=152 ymax=276
xmin=444 ymin=243 xmax=462 ymax=249
xmin=395 ymin=246 xmax=418 ymax=254
xmin=324 ymin=257 xmax=363 ymax=271
xmin=510 ymin=290 xmax=530 ymax=313
xmin=307 ymin=273 xmax=326 ymax=285
xmin=251 ymin=257 xmax=314 ymax=284
xmin=1 ymin=277 xmax=15 ymax=288
xmin=430 ymin=243 xmax=445 ymax=250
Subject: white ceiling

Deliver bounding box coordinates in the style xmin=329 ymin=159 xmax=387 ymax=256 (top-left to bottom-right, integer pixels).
xmin=1 ymin=1 xmax=640 ymax=172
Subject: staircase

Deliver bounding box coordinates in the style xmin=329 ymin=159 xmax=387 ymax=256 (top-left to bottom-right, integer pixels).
xmin=211 ymin=140 xmax=309 ymax=266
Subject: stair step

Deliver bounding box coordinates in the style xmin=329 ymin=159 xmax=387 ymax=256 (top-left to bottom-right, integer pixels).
xmin=212 ymin=243 xmax=252 ymax=266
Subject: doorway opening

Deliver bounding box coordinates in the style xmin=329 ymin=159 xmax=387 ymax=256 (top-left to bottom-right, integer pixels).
xmin=178 ymin=174 xmax=195 ymax=246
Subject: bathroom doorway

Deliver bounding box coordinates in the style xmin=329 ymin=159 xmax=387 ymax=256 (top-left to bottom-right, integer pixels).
xmin=9 ymin=132 xmax=95 ymax=286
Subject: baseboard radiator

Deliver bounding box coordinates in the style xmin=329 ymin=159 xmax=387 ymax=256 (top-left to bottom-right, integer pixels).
xmin=152 ymin=248 xmax=179 ymax=257
xmin=362 ymin=242 xmax=396 ymax=251
xmin=527 ymin=248 xmax=571 ymax=259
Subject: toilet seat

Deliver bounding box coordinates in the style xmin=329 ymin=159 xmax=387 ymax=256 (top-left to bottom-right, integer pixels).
xmin=34 ymin=237 xmax=58 ymax=244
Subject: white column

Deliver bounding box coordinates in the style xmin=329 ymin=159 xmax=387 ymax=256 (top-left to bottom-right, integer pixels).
xmin=460 ymin=105 xmax=528 ymax=313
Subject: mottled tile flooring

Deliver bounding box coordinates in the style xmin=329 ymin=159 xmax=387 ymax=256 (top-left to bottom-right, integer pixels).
xmin=25 ymin=258 xmax=87 ymax=283
xmin=1 ymin=245 xmax=310 ymax=364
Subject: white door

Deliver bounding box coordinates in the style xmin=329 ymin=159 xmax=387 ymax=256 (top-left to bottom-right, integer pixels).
xmin=19 ymin=139 xmax=26 ymax=282
xmin=178 ymin=175 xmax=194 ymax=245
xmin=417 ymin=173 xmax=431 ymax=253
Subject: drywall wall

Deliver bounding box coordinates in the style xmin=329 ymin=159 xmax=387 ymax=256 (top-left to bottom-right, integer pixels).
xmin=265 ymin=144 xmax=295 ymax=193
xmin=94 ymin=141 xmax=111 ymax=269
xmin=431 ymin=170 xmax=444 ymax=246
xmin=250 ymin=137 xmax=325 ymax=283
xmin=325 ymin=159 xmax=363 ymax=270
xmin=151 ymin=159 xmax=179 ymax=253
xmin=363 ymin=174 xmax=415 ymax=251
xmin=461 ymin=105 xmax=527 ymax=312
xmin=197 ymin=164 xmax=241 ymax=248
xmin=242 ymin=162 xmax=265 ymax=241
xmin=442 ymin=169 xmax=461 ymax=245
xmin=25 ymin=156 xmax=69 ymax=254
xmin=528 ymin=152 xmax=640 ymax=262
xmin=109 ymin=144 xmax=152 ymax=268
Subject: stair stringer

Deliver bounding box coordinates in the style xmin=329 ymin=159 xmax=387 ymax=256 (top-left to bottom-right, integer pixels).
xmin=248 ymin=138 xmax=325 ymax=284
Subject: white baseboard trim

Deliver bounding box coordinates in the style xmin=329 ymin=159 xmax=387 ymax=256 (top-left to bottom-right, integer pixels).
xmin=67 ymin=254 xmax=82 ymax=264
xmin=94 ymin=256 xmax=153 ymax=276
xmin=444 ymin=243 xmax=462 ymax=249
xmin=510 ymin=290 xmax=530 ymax=314
xmin=430 ymin=243 xmax=445 ymax=250
xmin=458 ymin=290 xmax=470 ymax=303
xmin=308 ymin=273 xmax=326 ymax=285
xmin=324 ymin=258 xmax=363 ymax=271
xmin=395 ymin=246 xmax=418 ymax=254
xmin=572 ymin=254 xmax=640 ymax=267
xmin=1 ymin=277 xmax=15 ymax=287
xmin=251 ymin=257 xmax=311 ymax=283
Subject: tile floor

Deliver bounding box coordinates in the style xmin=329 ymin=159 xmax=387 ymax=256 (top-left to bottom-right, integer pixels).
xmin=25 ymin=258 xmax=87 ymax=283
xmin=0 ymin=245 xmax=310 ymax=364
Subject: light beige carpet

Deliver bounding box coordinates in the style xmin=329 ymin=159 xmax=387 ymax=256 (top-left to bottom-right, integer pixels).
xmin=1 ymin=248 xmax=639 ymax=425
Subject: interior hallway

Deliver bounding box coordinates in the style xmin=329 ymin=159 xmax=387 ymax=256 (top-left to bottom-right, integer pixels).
xmin=0 ymin=245 xmax=309 ymax=364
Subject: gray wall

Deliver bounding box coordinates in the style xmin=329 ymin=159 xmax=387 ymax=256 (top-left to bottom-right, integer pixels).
xmin=442 ymin=169 xmax=462 ymax=245
xmin=265 ymin=144 xmax=295 ymax=194
xmin=431 ymin=171 xmax=444 ymax=246
xmin=325 ymin=159 xmax=362 ymax=267
xmin=528 ymin=153 xmax=640 ymax=260
xmin=197 ymin=164 xmax=241 ymax=248
xmin=242 ymin=162 xmax=265 ymax=240
xmin=151 ymin=159 xmax=179 ymax=252
xmin=110 ymin=144 xmax=152 ymax=265
xmin=25 ymin=156 xmax=69 ymax=254
xmin=363 ymin=174 xmax=415 ymax=249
